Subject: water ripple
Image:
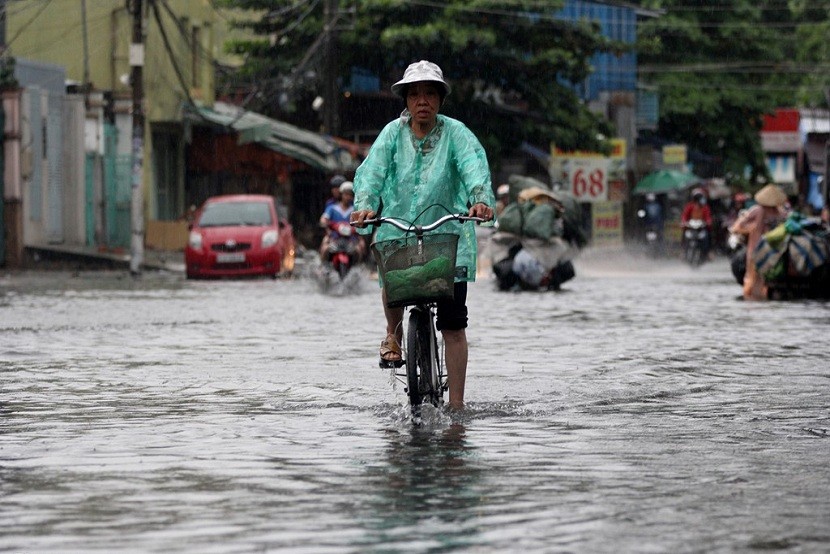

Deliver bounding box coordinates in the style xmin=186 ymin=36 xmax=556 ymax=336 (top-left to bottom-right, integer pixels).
xmin=1 ymin=259 xmax=829 ymax=552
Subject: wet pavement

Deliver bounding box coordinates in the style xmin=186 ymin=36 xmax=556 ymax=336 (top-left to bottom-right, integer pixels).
xmin=1 ymin=249 xmax=829 ymax=553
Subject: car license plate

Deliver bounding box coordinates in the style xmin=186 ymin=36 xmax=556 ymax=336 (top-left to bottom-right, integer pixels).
xmin=217 ymin=252 xmax=245 ymax=263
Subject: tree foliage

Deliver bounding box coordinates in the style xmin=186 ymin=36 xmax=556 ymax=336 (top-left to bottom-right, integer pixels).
xmin=217 ymin=0 xmax=620 ymax=162
xmin=635 ymin=0 xmax=830 ymax=187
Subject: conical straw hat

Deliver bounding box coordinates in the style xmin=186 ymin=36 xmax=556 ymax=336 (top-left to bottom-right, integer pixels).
xmin=754 ymin=184 xmax=787 ymax=207
xmin=518 ymin=186 xmax=557 ymax=202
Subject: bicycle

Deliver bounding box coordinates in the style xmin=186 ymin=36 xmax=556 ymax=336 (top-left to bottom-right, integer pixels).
xmin=356 ymin=213 xmax=483 ymax=419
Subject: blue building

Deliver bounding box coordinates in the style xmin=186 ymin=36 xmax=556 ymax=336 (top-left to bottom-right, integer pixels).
xmin=556 ymin=0 xmax=639 ymax=102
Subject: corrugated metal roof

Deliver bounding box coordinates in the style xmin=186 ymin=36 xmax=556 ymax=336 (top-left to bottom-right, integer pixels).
xmin=185 ymin=102 xmax=358 ymax=173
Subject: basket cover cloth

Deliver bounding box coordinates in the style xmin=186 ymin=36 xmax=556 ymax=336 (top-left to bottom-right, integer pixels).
xmin=372 ymin=233 xmax=458 ymax=307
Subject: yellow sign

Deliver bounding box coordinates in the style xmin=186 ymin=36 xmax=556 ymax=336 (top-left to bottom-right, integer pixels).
xmin=591 ymin=201 xmax=624 ymax=246
xmin=552 ymin=139 xmax=625 ymax=159
xmin=662 ymin=145 xmax=687 ymax=165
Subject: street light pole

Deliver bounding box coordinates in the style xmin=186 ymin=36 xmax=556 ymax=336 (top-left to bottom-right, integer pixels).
xmin=129 ymin=0 xmax=145 ymax=275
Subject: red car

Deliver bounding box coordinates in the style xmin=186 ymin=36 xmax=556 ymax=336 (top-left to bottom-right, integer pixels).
xmin=185 ymin=194 xmax=295 ymax=279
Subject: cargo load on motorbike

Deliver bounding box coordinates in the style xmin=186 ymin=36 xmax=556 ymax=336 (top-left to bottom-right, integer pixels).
xmin=489 ymin=175 xmax=586 ymax=291
xmin=730 ymin=211 xmax=830 ymax=299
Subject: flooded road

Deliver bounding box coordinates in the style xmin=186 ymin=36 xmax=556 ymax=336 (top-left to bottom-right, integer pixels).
xmin=2 ymin=250 xmax=829 ymax=553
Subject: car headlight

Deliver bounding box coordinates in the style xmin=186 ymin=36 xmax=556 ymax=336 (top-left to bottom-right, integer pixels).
xmin=188 ymin=231 xmax=203 ymax=249
xmin=262 ymin=229 xmax=278 ymax=248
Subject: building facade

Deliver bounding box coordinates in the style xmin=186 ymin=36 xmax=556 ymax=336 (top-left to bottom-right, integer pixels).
xmin=2 ymin=0 xmax=217 ymax=263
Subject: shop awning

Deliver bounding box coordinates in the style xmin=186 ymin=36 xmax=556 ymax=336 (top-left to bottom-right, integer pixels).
xmin=184 ymin=101 xmax=358 ymax=173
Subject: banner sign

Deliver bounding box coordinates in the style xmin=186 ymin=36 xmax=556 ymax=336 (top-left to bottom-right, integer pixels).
xmin=568 ymin=158 xmax=609 ymax=202
xmin=591 ymin=201 xmax=624 ymax=246
xmin=662 ymin=145 xmax=687 ymax=165
xmin=550 ymin=139 xmax=626 ymax=204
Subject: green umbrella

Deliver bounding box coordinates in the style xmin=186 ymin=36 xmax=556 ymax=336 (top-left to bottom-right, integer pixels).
xmin=633 ymin=170 xmax=700 ymax=195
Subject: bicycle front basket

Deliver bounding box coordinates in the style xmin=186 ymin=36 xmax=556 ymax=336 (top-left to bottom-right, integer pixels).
xmin=372 ymin=233 xmax=459 ymax=308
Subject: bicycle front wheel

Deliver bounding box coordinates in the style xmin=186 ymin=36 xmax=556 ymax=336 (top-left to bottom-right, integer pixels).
xmin=405 ymin=307 xmax=439 ymax=409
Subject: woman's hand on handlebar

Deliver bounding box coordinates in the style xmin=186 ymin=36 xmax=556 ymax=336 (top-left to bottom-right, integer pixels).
xmin=468 ymin=202 xmax=494 ymax=222
xmin=350 ymin=209 xmax=376 ymax=228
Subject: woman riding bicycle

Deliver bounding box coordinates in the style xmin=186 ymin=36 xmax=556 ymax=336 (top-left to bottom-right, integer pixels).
xmin=350 ymin=60 xmax=495 ymax=410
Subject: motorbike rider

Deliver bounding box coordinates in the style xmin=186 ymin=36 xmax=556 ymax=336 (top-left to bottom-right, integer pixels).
xmin=641 ymin=193 xmax=665 ymax=246
xmin=729 ymin=184 xmax=788 ymax=300
xmin=681 ymin=187 xmax=713 ymax=258
xmin=723 ymin=192 xmax=750 ymax=228
xmin=495 ymin=184 xmax=510 ymax=216
xmin=319 ymin=181 xmax=364 ymax=262
xmin=325 ymin=174 xmax=347 ymax=209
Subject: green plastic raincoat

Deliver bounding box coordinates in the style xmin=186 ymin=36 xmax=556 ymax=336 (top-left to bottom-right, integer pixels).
xmin=354 ymin=113 xmax=495 ymax=282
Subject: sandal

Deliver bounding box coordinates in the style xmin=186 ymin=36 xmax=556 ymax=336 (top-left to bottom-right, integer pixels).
xmin=379 ymin=334 xmax=404 ymax=368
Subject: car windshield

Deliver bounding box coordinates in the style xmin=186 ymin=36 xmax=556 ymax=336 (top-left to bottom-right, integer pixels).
xmin=198 ymin=201 xmax=273 ymax=227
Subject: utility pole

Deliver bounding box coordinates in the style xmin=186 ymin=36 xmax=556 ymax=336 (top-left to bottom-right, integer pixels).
xmin=129 ymin=0 xmax=145 ymax=275
xmin=0 ymin=0 xmax=6 ymax=267
xmin=322 ymin=0 xmax=339 ymax=136
xmin=80 ymin=0 xmax=90 ymax=109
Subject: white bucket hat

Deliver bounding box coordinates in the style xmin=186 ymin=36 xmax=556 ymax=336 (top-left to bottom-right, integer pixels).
xmin=391 ymin=60 xmax=451 ymax=98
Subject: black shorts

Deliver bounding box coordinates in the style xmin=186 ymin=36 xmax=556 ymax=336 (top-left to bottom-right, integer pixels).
xmin=435 ymin=282 xmax=468 ymax=331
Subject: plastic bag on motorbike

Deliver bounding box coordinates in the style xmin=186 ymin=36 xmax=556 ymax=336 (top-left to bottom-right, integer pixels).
xmin=763 ymin=223 xmax=788 ymax=248
xmin=787 ymin=233 xmax=829 ymax=276
xmin=496 ymin=202 xmax=526 ymax=235
xmin=522 ymin=203 xmax=560 ymax=240
xmin=753 ymin=236 xmax=786 ymax=278
xmin=499 ymin=202 xmax=534 ymax=235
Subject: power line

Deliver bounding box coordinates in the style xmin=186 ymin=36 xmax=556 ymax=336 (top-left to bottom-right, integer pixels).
xmin=270 ymin=0 xmax=321 ymax=37
xmin=662 ymin=4 xmax=828 ymax=12
xmin=651 ymin=81 xmax=829 ymax=92
xmin=1 ymin=0 xmax=52 ymax=19
xmin=643 ymin=20 xmax=828 ymax=29
xmin=4 ymin=8 xmax=111 ymax=62
xmin=259 ymin=0 xmax=318 ymax=21
xmin=149 ymin=0 xmax=196 ymax=108
xmin=3 ymin=0 xmax=51 ymax=53
xmin=218 ymin=1 xmax=353 ymax=115
xmin=639 ymin=62 xmax=830 ymax=74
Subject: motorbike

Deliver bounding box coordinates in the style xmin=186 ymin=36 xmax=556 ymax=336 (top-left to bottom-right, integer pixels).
xmin=727 ymin=231 xmax=747 ymax=285
xmin=324 ymin=221 xmax=361 ymax=279
xmin=491 ymin=242 xmax=577 ymax=292
xmin=728 ymin=218 xmax=830 ymax=300
xmin=682 ymin=219 xmax=709 ymax=267
xmin=636 ymin=208 xmax=662 ymax=258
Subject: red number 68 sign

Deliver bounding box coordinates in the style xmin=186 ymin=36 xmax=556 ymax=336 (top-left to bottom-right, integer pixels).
xmin=568 ymin=158 xmax=608 ymax=202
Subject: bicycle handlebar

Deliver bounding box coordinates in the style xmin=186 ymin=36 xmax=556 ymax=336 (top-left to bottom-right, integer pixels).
xmin=352 ymin=213 xmax=484 ymax=233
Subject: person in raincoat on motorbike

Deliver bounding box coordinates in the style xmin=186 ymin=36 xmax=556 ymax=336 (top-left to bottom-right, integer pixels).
xmin=681 ymin=188 xmax=714 ymax=259
xmin=350 ymin=60 xmax=495 ymax=409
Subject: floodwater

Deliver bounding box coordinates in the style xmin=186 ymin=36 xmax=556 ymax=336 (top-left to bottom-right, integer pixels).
xmin=1 ymin=250 xmax=829 ymax=553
